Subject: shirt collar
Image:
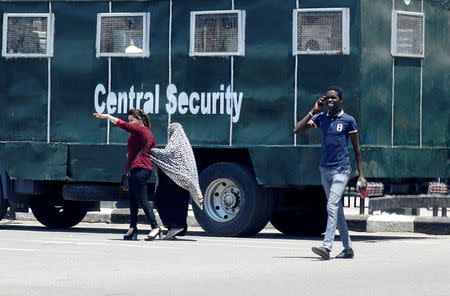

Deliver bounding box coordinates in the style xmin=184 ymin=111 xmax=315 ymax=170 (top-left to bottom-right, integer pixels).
xmin=326 ymin=110 xmax=344 ymax=117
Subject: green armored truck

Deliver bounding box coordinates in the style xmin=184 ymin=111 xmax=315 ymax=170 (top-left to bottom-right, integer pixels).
xmin=0 ymin=0 xmax=448 ymax=236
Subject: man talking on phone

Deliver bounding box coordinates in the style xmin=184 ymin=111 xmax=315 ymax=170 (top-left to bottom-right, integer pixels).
xmin=294 ymin=86 xmax=366 ymax=260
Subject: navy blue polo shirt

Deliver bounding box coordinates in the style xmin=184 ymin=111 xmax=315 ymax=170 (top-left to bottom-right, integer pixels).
xmin=310 ymin=110 xmax=358 ymax=168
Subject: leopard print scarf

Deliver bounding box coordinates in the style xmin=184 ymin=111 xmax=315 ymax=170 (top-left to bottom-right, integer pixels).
xmin=150 ymin=123 xmax=203 ymax=209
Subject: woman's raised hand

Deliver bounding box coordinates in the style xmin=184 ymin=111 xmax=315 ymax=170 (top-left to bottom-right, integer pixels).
xmin=94 ymin=113 xmax=119 ymax=125
xmin=93 ymin=113 xmax=108 ymax=119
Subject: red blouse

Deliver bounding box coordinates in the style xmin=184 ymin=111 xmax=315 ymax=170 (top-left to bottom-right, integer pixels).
xmin=116 ymin=119 xmax=156 ymax=171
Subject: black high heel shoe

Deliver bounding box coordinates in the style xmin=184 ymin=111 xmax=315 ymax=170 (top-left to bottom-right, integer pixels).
xmin=123 ymin=227 xmax=138 ymax=240
xmin=145 ymin=227 xmax=162 ymax=241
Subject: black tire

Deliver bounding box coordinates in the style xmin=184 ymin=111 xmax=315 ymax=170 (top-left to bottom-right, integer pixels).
xmin=0 ymin=181 xmax=8 ymax=221
xmin=0 ymin=199 xmax=8 ymax=221
xmin=193 ymin=162 xmax=272 ymax=236
xmin=30 ymin=197 xmax=87 ymax=228
xmin=270 ymin=187 xmax=327 ymax=235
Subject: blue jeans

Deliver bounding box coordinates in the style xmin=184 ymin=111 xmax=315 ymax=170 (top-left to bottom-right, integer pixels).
xmin=320 ymin=166 xmax=352 ymax=251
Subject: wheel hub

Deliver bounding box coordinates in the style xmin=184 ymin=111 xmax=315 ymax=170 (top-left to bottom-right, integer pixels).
xmin=223 ymin=190 xmax=238 ymax=208
xmin=204 ymin=178 xmax=242 ymax=223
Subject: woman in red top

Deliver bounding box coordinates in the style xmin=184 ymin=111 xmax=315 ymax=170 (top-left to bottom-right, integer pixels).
xmin=93 ymin=109 xmax=161 ymax=241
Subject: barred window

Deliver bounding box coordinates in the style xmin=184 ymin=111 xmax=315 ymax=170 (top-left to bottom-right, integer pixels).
xmin=293 ymin=8 xmax=350 ymax=55
xmin=2 ymin=13 xmax=54 ymax=58
xmin=190 ymin=10 xmax=245 ymax=56
xmin=391 ymin=10 xmax=424 ymax=58
xmin=96 ymin=13 xmax=150 ymax=58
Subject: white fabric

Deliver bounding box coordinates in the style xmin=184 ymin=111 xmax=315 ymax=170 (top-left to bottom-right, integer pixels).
xmin=150 ymin=123 xmax=203 ymax=209
xmin=125 ymin=45 xmax=143 ymax=54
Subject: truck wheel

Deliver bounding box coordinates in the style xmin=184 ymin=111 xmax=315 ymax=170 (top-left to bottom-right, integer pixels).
xmin=0 ymin=181 xmax=8 ymax=220
xmin=30 ymin=197 xmax=87 ymax=228
xmin=193 ymin=162 xmax=272 ymax=236
xmin=270 ymin=187 xmax=327 ymax=235
xmin=0 ymin=199 xmax=8 ymax=221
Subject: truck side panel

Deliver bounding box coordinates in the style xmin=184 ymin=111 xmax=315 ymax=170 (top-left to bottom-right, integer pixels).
xmin=233 ymin=0 xmax=295 ymax=145
xmin=51 ymin=1 xmax=109 ymax=143
xmin=0 ymin=2 xmax=49 ymax=142
xmin=109 ymin=0 xmax=169 ymax=145
xmin=171 ymin=0 xmax=231 ymax=145
xmin=360 ymin=0 xmax=449 ymax=148
xmin=0 ymin=142 xmax=66 ymax=180
xmin=296 ymin=0 xmax=362 ymax=146
xmin=422 ymin=2 xmax=450 ymax=147
xmin=0 ymin=0 xmax=448 ymax=184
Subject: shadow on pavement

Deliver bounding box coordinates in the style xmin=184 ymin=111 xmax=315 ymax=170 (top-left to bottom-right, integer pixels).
xmin=0 ymin=220 xmax=435 ymax=242
xmin=273 ymin=256 xmax=320 ymax=260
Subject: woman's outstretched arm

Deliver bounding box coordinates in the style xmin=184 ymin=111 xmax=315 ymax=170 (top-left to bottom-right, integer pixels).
xmin=93 ymin=113 xmax=119 ymax=125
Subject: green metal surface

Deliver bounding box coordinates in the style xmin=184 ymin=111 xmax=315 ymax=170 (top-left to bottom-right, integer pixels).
xmin=0 ymin=2 xmax=50 ymax=142
xmin=51 ymin=1 xmax=109 ymax=143
xmin=362 ymin=146 xmax=449 ymax=178
xmin=170 ymin=0 xmax=231 ymax=145
xmin=394 ymin=58 xmax=421 ymax=146
xmin=359 ymin=0 xmax=392 ymax=146
xmin=250 ymin=146 xmax=449 ymax=186
xmin=233 ymin=0 xmax=295 ymax=145
xmin=0 ymin=142 xmax=67 ymax=180
xmin=422 ymin=1 xmax=450 ymax=147
xmin=109 ymin=0 xmax=169 ymax=145
xmin=360 ymin=0 xmax=449 ymax=148
xmin=0 ymin=0 xmax=448 ymax=184
xmin=68 ymin=143 xmax=126 ymax=182
xmin=249 ymin=146 xmax=323 ymax=186
xmin=296 ymin=0 xmax=361 ymax=146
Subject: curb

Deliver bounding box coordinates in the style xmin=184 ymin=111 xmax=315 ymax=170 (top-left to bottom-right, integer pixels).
xmin=13 ymin=209 xmax=450 ymax=235
xmin=346 ymin=214 xmax=450 ymax=235
xmin=414 ymin=216 xmax=450 ymax=235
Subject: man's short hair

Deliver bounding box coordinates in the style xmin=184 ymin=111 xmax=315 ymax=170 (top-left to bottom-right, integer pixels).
xmin=327 ymin=86 xmax=343 ymax=100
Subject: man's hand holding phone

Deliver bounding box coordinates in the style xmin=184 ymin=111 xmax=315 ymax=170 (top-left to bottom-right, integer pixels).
xmin=311 ymin=96 xmax=326 ymax=115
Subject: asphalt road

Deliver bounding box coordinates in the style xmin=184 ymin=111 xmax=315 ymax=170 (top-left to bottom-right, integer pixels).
xmin=1 ymin=221 xmax=449 ymax=296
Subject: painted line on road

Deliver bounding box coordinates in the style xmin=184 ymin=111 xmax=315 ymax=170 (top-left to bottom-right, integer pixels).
xmin=2 ymin=235 xmax=303 ymax=249
xmin=19 ymin=237 xmax=303 ymax=251
xmin=0 ymin=247 xmax=41 ymax=252
xmin=0 ymin=247 xmax=82 ymax=254
xmin=18 ymin=239 xmax=176 ymax=250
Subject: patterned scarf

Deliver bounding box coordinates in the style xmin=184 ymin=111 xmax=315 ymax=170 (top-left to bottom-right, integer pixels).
xmin=150 ymin=123 xmax=204 ymax=209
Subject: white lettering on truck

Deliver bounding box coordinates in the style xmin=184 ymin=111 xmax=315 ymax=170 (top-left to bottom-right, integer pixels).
xmin=95 ymin=84 xmax=160 ymax=115
xmin=94 ymin=83 xmax=244 ymax=123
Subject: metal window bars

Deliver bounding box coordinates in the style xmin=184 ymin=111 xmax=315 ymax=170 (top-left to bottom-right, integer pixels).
xmin=2 ymin=13 xmax=54 ymax=58
xmin=293 ymin=8 xmax=350 ymax=55
xmin=96 ymin=12 xmax=150 ymax=58
xmin=190 ymin=10 xmax=245 ymax=56
xmin=391 ymin=10 xmax=424 ymax=58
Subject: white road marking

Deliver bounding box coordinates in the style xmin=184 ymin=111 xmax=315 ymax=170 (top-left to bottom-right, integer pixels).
xmin=2 ymin=239 xmax=175 ymax=250
xmin=0 ymin=247 xmax=41 ymax=252
xmin=0 ymin=247 xmax=82 ymax=254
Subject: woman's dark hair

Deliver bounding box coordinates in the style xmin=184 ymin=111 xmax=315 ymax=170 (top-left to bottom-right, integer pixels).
xmin=127 ymin=109 xmax=151 ymax=128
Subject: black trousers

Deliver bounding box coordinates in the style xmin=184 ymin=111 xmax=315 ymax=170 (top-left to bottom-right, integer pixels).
xmin=154 ymin=171 xmax=190 ymax=235
xmin=128 ymin=168 xmax=158 ymax=229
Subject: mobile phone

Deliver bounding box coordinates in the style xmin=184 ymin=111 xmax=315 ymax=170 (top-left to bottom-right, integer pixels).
xmin=317 ymin=98 xmax=325 ymax=106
